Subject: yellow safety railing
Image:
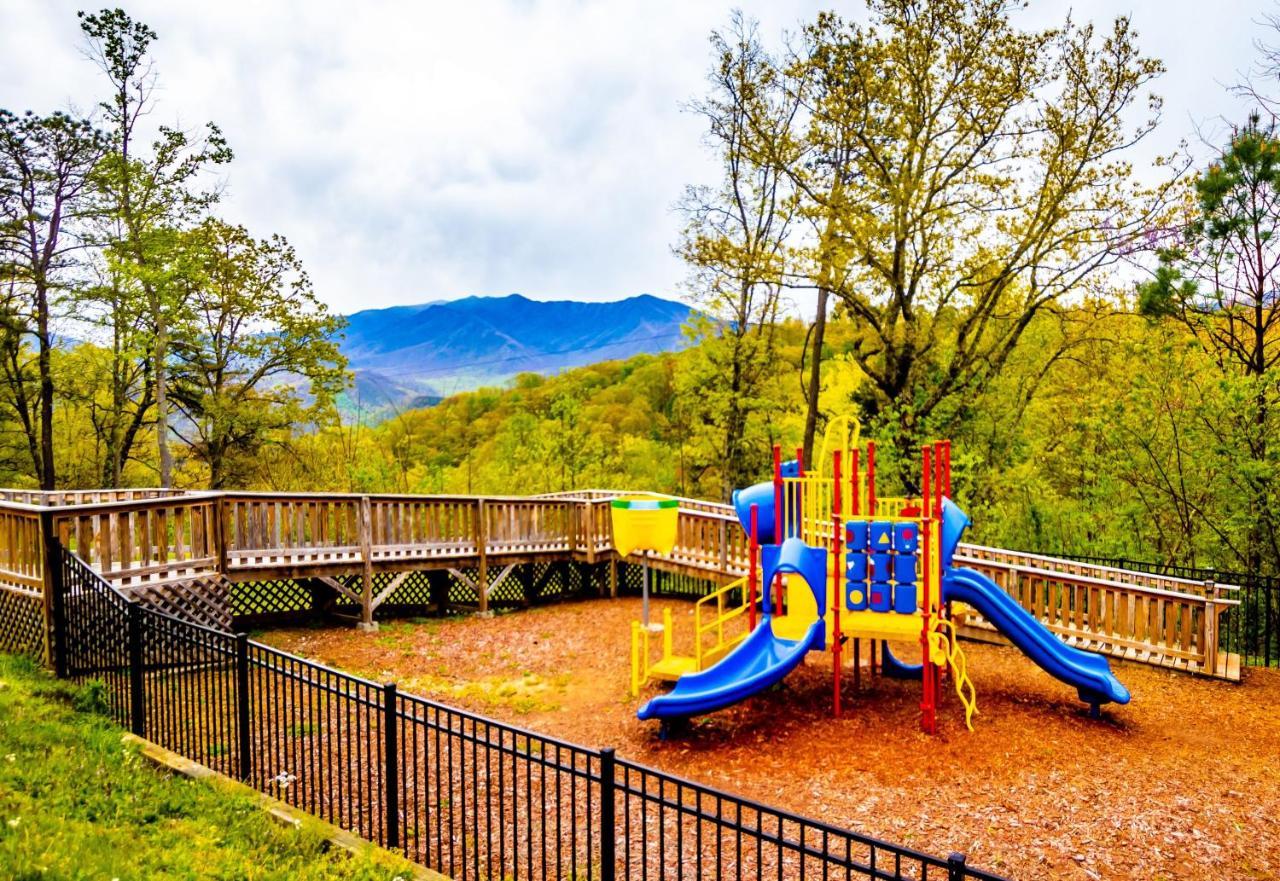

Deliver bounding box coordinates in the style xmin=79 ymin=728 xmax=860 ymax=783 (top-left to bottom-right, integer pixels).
xmin=874 ymin=496 xmax=921 ymax=518
xmin=694 ymin=575 xmax=750 ymax=667
xmin=630 ymin=607 xmax=674 ymax=696
xmin=928 ymin=616 xmax=978 ymax=731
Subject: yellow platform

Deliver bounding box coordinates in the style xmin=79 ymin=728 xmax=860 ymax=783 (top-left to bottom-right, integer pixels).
xmin=649 ymin=655 xmax=697 ymax=681
xmin=833 ymin=610 xmax=925 ymax=642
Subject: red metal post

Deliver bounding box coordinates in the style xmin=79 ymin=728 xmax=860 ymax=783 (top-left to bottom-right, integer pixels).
xmin=749 ymin=503 xmax=759 ymax=631
xmin=920 ymin=444 xmax=936 ymax=735
xmin=942 ymin=440 xmax=952 ymax=499
xmin=772 ymin=445 xmax=783 ymax=615
xmin=866 ymin=441 xmax=877 ymax=517
xmin=850 ymin=448 xmax=860 ymax=516
xmin=832 ymin=450 xmax=843 ymax=718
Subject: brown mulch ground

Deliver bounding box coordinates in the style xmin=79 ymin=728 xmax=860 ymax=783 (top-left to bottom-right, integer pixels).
xmin=258 ymin=597 xmax=1280 ymax=881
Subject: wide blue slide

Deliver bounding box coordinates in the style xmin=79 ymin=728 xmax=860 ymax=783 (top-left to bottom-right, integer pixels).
xmin=636 ymin=617 xmax=824 ymax=720
xmin=638 ymin=536 xmax=827 ymax=722
xmin=942 ymin=567 xmax=1130 ymax=709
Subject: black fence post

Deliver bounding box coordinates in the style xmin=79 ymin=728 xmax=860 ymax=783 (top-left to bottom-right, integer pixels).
xmin=235 ymin=633 xmax=252 ymax=782
xmin=599 ymin=747 xmax=616 ymax=881
xmin=383 ymin=682 xmax=400 ymax=850
xmin=127 ymin=602 xmax=145 ymax=737
xmin=42 ymin=521 xmax=67 ymax=679
xmin=948 ymin=852 xmax=968 ymax=880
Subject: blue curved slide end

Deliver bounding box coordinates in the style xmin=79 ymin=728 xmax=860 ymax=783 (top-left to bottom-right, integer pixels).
xmin=637 ymin=618 xmax=824 ymax=721
xmin=879 ymin=641 xmax=923 ymax=680
xmin=943 ymin=567 xmax=1130 ymax=707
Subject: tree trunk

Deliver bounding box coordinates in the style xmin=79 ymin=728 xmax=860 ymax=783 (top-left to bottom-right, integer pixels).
xmin=154 ymin=313 xmax=173 ymax=487
xmin=802 ymin=286 xmax=829 ymax=468
xmin=35 ymin=283 xmax=55 ymax=491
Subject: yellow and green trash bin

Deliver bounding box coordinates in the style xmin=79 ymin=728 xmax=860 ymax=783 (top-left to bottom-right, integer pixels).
xmin=610 ymin=496 xmax=679 ymax=627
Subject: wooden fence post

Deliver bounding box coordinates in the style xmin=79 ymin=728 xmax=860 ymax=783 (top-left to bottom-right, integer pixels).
xmin=476 ymin=500 xmax=489 ymax=614
xmin=39 ymin=509 xmax=61 ymax=671
xmin=358 ymin=496 xmax=375 ymax=629
xmin=213 ymin=494 xmax=229 ymax=577
xmin=1203 ymin=580 xmax=1219 ymax=675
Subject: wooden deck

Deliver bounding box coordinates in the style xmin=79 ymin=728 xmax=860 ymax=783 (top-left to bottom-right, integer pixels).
xmin=0 ymin=487 xmax=1242 ymax=681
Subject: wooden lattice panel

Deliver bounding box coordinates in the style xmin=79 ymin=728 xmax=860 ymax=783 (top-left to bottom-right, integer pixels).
xmin=0 ymin=586 xmax=44 ymax=658
xmin=228 ymin=578 xmax=313 ymax=618
xmin=122 ymin=575 xmax=233 ymax=632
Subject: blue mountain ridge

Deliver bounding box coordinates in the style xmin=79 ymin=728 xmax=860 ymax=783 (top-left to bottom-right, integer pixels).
xmin=338 ymin=293 xmax=695 ymax=415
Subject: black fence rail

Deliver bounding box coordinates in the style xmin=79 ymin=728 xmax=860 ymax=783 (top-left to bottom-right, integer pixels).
xmin=49 ymin=544 xmax=1006 ymax=881
xmin=1049 ymin=551 xmax=1280 ymax=668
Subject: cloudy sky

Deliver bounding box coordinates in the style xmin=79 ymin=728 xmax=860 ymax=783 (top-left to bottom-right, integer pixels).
xmin=0 ymin=0 xmax=1270 ymax=314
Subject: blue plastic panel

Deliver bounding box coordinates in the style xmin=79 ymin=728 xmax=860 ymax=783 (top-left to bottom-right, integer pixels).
xmin=869 ymin=521 xmax=894 ymax=552
xmin=869 ymin=581 xmax=892 ymax=612
xmin=893 ymin=583 xmax=917 ymax=614
xmin=893 ymin=522 xmax=919 ymax=553
xmin=893 ymin=553 xmax=917 ymax=584
xmin=846 ymin=521 xmax=868 ymax=551
xmin=846 ymin=582 xmax=868 ymax=611
xmin=869 ymin=553 xmax=893 ymax=582
xmin=846 ymin=554 xmax=867 ymax=581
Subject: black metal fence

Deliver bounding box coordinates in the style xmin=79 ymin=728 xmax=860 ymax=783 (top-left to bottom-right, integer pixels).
xmin=1047 ymin=552 xmax=1280 ymax=668
xmin=50 ymin=545 xmax=1006 ymax=881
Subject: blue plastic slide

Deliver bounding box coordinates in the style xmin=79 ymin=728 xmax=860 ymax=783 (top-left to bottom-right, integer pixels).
xmin=638 ymin=536 xmax=827 ymax=721
xmin=636 ymin=617 xmax=824 ymax=720
xmin=942 ymin=567 xmax=1130 ymax=709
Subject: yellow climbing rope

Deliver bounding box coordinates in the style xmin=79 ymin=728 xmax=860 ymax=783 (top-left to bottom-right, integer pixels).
xmin=929 ymin=617 xmax=978 ymax=731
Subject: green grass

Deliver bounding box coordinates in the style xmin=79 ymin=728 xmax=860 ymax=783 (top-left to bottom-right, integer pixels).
xmin=0 ymin=654 xmax=417 ymax=880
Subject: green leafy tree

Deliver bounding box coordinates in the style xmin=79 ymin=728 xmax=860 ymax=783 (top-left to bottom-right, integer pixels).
xmin=167 ymin=219 xmax=346 ymax=488
xmin=679 ymin=17 xmax=799 ymax=500
xmin=1139 ymin=115 xmax=1280 ymax=572
xmin=80 ymin=8 xmax=232 ymax=487
xmin=771 ymin=0 xmax=1170 ymax=473
xmin=0 ymin=110 xmax=106 ymax=488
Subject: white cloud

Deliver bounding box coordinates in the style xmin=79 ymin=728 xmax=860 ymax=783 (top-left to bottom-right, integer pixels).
xmin=0 ymin=0 xmax=1266 ymax=314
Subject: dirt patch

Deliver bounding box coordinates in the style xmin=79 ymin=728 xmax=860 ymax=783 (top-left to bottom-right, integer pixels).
xmin=258 ymin=597 xmax=1280 ymax=881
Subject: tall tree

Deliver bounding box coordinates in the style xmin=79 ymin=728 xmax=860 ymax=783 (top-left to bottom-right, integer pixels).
xmin=80 ymin=9 xmax=232 ymax=487
xmin=679 ymin=14 xmax=799 ymax=499
xmin=1139 ymin=115 xmax=1280 ymax=573
xmin=168 ymin=219 xmax=346 ymax=488
xmin=0 ymin=110 xmax=105 ymax=488
xmin=777 ymin=0 xmax=1169 ymax=469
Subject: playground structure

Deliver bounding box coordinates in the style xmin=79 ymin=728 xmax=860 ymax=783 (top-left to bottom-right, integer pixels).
xmin=629 ymin=421 xmax=1131 ymax=734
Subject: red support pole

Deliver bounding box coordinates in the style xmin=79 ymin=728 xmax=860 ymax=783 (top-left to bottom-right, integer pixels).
xmin=920 ymin=444 xmax=936 ymax=735
xmin=942 ymin=440 xmax=952 ymax=499
xmin=866 ymin=442 xmax=877 ymax=517
xmin=832 ymin=450 xmax=843 ymax=718
xmin=933 ymin=441 xmax=945 ymax=518
xmin=772 ymin=445 xmax=783 ymax=614
xmin=748 ymin=503 xmax=759 ymax=632
xmin=850 ymin=448 xmax=860 ymax=516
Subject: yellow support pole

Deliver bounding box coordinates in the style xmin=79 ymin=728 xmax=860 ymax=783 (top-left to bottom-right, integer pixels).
xmin=662 ymin=607 xmax=673 ymax=663
xmin=630 ymin=621 xmax=641 ymax=697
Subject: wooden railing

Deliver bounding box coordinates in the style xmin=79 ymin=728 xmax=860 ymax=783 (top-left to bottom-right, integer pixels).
xmin=953 ymin=552 xmax=1237 ymax=678
xmin=0 ymin=487 xmax=1243 ymax=679
xmin=51 ymin=493 xmax=222 ymax=587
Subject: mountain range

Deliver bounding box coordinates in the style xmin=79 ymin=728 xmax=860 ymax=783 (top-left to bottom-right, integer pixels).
xmin=338 ymin=294 xmax=695 ymax=417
